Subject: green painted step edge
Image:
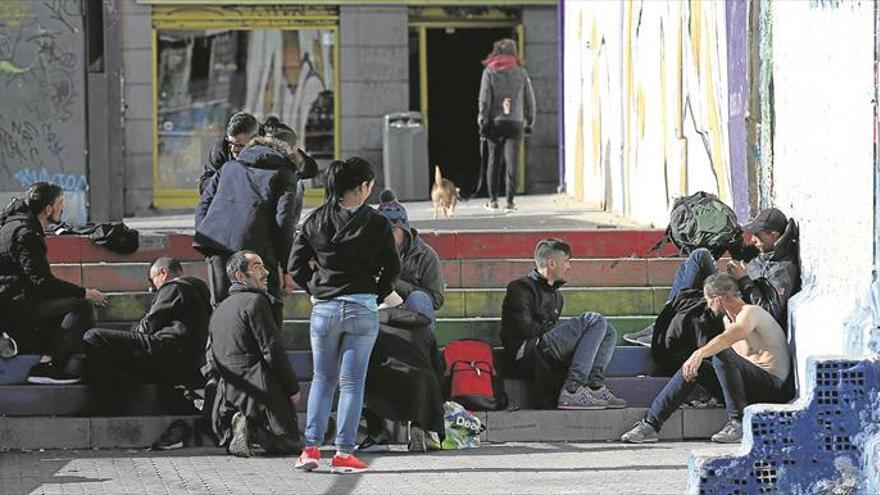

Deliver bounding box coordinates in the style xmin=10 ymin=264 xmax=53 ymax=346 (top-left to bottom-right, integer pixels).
xmin=277 ymin=316 xmax=656 ymax=350
xmin=97 ymin=289 xmax=670 ymax=322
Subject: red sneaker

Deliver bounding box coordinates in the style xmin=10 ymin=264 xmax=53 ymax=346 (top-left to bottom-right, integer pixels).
xmin=295 ymin=446 xmax=321 ymax=471
xmin=330 ymin=453 xmax=368 ymax=474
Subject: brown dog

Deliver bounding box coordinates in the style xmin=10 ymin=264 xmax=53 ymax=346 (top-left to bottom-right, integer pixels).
xmin=431 ymin=166 xmax=458 ymax=219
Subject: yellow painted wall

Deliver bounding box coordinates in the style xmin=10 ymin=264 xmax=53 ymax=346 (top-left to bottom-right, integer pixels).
xmin=563 ymin=0 xmax=732 ymax=227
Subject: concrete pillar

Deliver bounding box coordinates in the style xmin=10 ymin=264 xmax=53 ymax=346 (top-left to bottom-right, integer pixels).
xmin=523 ymin=6 xmax=559 ymax=194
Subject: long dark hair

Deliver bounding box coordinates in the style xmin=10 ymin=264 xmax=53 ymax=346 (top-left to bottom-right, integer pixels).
xmin=324 ymin=157 xmax=375 ymax=202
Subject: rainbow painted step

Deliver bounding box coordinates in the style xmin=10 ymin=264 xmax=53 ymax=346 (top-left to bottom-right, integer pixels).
xmin=94 ymin=288 xmax=671 ymax=322
xmin=44 ymin=230 xmax=680 ymax=264
xmin=50 ymin=257 xmax=685 ymax=292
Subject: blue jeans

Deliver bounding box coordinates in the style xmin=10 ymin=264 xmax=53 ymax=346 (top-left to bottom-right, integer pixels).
xmin=539 ymin=312 xmax=617 ymax=391
xmin=401 ymin=290 xmax=436 ymax=331
xmin=304 ymin=300 xmax=379 ymax=454
xmin=668 ymin=248 xmax=718 ymax=303
xmin=645 ymin=348 xmax=788 ymax=430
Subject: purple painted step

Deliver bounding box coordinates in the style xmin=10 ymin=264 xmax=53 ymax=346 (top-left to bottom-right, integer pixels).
xmin=0 ymin=381 xmax=314 ymax=416
xmin=0 ymin=347 xmax=662 ymax=385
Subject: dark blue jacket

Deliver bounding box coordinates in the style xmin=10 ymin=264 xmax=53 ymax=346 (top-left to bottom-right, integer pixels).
xmin=193 ymin=145 xmax=298 ymax=268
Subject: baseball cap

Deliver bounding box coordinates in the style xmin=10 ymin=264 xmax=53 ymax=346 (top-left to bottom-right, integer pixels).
xmin=744 ymin=207 xmax=787 ymax=234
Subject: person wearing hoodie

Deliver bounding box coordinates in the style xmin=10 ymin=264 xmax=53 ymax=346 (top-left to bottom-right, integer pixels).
xmin=262 ymin=116 xmax=321 ymax=229
xmin=478 ymin=38 xmax=536 ymax=213
xmin=288 ymin=157 xmax=400 ymax=474
xmin=194 ymin=137 xmax=303 ymax=315
xmin=82 ymin=257 xmax=212 ymax=416
xmin=501 ymin=239 xmax=626 ymax=410
xmin=375 ymin=189 xmax=445 ymax=329
xmin=0 ymin=182 xmax=108 ymax=384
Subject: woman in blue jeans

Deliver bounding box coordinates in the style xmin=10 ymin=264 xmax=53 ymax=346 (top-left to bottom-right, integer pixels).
xmin=288 ymin=157 xmax=400 ymax=474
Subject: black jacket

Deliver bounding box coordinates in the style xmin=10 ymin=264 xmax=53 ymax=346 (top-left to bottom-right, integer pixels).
xmin=396 ymin=228 xmax=445 ymax=310
xmin=500 ymin=270 xmax=564 ymax=365
xmin=205 ymin=284 xmax=299 ymax=443
xmin=739 ymin=219 xmax=801 ymax=326
xmin=650 ymin=289 xmax=725 ymax=375
xmin=199 ymin=138 xmax=320 ymax=195
xmin=0 ymin=199 xmax=85 ymax=312
xmin=365 ymin=308 xmax=446 ymax=439
xmin=194 ymin=145 xmax=299 ymax=266
xmin=288 ymin=203 xmax=400 ymax=302
xmin=135 ymin=277 xmax=211 ymax=366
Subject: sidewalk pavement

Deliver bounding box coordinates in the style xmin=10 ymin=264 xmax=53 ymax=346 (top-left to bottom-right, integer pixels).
xmin=124 ymin=194 xmax=646 ymax=234
xmin=0 ymin=441 xmax=737 ymax=495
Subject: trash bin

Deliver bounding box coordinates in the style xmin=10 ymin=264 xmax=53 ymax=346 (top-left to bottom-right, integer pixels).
xmin=383 ymin=112 xmax=429 ymax=201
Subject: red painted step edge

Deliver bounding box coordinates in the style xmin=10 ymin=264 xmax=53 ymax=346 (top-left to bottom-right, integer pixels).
xmin=46 ymin=230 xmax=679 ymax=263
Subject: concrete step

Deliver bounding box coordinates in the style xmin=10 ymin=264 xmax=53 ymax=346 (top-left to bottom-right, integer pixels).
xmin=45 ymin=230 xmax=678 ymax=264
xmin=95 ymin=287 xmax=670 ymax=322
xmin=0 ymin=407 xmax=729 ymax=450
xmin=50 ymin=258 xmax=684 ymax=292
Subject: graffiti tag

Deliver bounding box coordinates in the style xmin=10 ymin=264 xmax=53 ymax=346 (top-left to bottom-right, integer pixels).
xmin=14 ymin=168 xmax=86 ymax=192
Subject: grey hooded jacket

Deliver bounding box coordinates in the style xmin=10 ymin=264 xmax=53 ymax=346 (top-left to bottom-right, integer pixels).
xmin=478 ymin=65 xmax=536 ymax=129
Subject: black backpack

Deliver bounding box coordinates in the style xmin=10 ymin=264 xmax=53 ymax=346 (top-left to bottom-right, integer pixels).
xmin=653 ymin=192 xmax=741 ymax=256
xmin=50 ymin=221 xmax=140 ymax=254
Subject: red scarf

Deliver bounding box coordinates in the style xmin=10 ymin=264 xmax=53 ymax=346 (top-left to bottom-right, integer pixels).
xmin=482 ymin=54 xmax=518 ymax=72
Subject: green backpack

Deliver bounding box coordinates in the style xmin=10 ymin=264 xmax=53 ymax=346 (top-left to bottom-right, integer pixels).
xmin=661 ymin=192 xmax=741 ymax=255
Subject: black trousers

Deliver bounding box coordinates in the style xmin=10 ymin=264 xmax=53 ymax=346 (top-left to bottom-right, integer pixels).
xmin=83 ymin=327 xmax=193 ymax=415
xmin=10 ymin=296 xmax=96 ymax=364
xmin=487 ymin=119 xmax=524 ymax=206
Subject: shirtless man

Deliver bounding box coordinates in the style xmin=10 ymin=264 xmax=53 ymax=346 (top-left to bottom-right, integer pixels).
xmin=620 ymin=273 xmax=793 ymax=444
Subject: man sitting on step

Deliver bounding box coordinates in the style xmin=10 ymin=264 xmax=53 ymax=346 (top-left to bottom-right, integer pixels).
xmin=500 ymin=238 xmax=627 ymax=410
xmin=204 ymin=251 xmax=302 ymax=457
xmin=0 ymin=182 xmax=108 ymax=385
xmin=82 ymin=257 xmax=211 ymax=415
xmin=620 ymin=273 xmax=793 ymax=444
xmin=623 ymin=207 xmax=800 ymax=346
xmin=375 ymin=189 xmax=445 ymax=330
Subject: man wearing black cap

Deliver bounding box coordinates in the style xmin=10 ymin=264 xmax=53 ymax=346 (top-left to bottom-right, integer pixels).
xmin=624 ymin=206 xmax=800 ymax=345
xmin=724 ymin=207 xmax=800 ymax=326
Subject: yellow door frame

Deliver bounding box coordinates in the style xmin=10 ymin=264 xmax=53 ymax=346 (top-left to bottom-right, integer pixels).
xmin=413 ymin=20 xmax=527 ymax=194
xmin=151 ymin=6 xmax=339 ymax=209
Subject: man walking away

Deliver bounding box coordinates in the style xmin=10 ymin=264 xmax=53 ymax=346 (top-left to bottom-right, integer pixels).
xmin=501 ymin=238 xmax=626 ymax=410
xmin=0 ymin=182 xmax=107 ymax=384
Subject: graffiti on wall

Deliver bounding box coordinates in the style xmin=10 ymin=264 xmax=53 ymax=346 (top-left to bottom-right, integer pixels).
xmin=0 ymin=0 xmax=87 ymax=223
xmin=563 ymin=0 xmax=741 ymax=227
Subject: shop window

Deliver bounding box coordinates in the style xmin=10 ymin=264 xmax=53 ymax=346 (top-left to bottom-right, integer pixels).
xmin=156 ymin=28 xmax=336 ymax=192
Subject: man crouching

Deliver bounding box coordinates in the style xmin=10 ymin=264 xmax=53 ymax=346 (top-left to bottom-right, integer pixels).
xmin=206 ymin=250 xmax=302 ymax=456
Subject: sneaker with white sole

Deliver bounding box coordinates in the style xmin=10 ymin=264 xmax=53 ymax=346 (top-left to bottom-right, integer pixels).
xmin=711 ymin=420 xmax=743 ymax=444
xmin=295 ymin=446 xmax=321 ymax=471
xmin=620 ymin=419 xmax=659 ymax=443
xmin=557 ymin=385 xmax=607 ymax=410
xmin=227 ymin=412 xmax=253 ymax=457
xmin=357 ymin=435 xmax=390 ymax=453
xmin=26 ymin=361 xmax=80 ymax=385
xmin=331 ymin=453 xmax=368 ymax=474
xmin=589 ymin=385 xmax=627 ymax=409
xmin=622 ymin=325 xmax=654 ymax=347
